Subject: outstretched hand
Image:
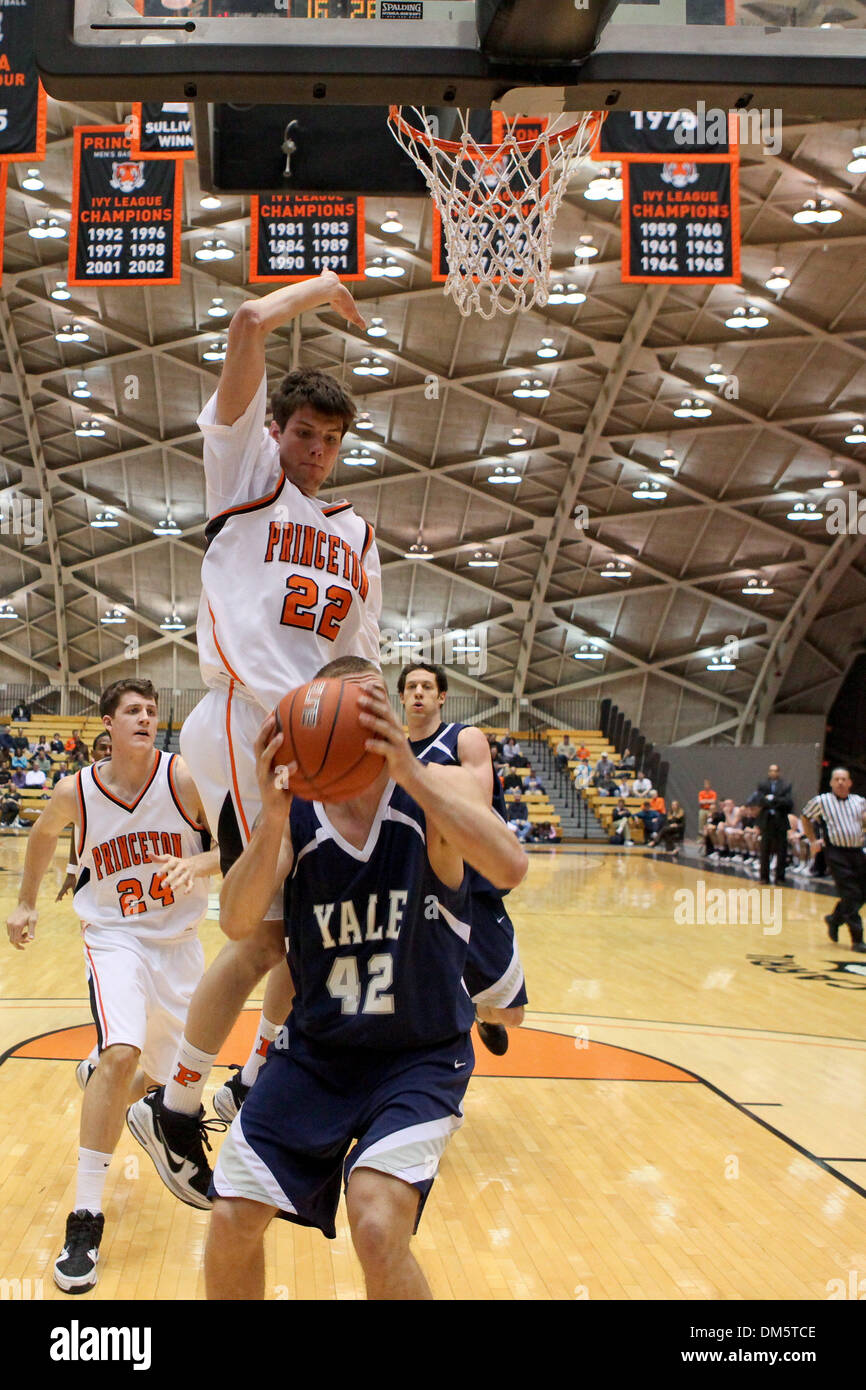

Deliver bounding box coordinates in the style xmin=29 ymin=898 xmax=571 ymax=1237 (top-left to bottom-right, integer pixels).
xmin=358 ymin=684 xmax=418 ymax=789
xmin=319 ymin=269 xmax=366 ymax=329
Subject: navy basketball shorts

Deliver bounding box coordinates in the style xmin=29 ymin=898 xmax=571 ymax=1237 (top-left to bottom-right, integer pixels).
xmin=463 ymin=894 xmax=528 ymax=1009
xmin=211 ymin=1029 xmax=474 ymax=1238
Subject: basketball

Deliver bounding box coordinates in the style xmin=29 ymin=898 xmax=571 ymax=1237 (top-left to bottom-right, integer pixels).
xmin=272 ymin=676 xmax=386 ymax=803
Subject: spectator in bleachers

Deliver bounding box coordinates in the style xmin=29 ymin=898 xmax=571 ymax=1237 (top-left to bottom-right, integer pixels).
xmin=634 ymin=772 xmax=652 ymax=796
xmin=698 ymin=778 xmax=717 ymax=832
xmin=0 ymin=727 xmax=13 ymax=754
xmin=617 ymin=748 xmax=636 ymax=771
xmin=609 ymin=798 xmax=634 ymax=846
xmin=501 ymin=735 xmax=522 ymax=765
xmin=595 ymin=753 xmax=615 ymax=781
xmin=524 ymin=772 xmax=546 ymax=794
xmin=576 ymin=742 xmax=590 ymax=761
xmin=11 ymin=751 xmax=28 ymax=772
xmin=650 ymin=791 xmax=666 ymax=815
xmin=0 ymin=761 xmax=11 ymax=788
xmin=530 ymin=821 xmax=561 ymax=844
xmin=555 ymin=735 xmax=577 ymax=770
xmin=11 ymin=701 xmax=30 ymax=721
xmin=596 ymin=771 xmax=619 ymax=796
xmin=11 ymin=766 xmax=26 ymax=790
xmin=49 ymin=734 xmax=64 ymax=754
xmin=11 ymin=730 xmax=30 ymax=754
xmin=655 ymin=801 xmax=686 ymax=854
xmin=1 ymin=785 xmax=23 ymax=828
xmin=573 ymin=758 xmax=592 ymax=788
xmin=634 ymin=800 xmax=664 ymax=841
xmin=24 ymin=764 xmax=47 ymax=790
xmin=707 ymin=799 xmax=740 ymax=860
xmin=52 ymin=760 xmax=71 ymax=787
xmin=506 ymin=796 xmax=531 ymax=843
xmin=32 ymin=750 xmax=52 ymax=774
xmin=70 ymin=747 xmax=89 ymax=771
xmin=502 ymin=768 xmax=525 ymax=792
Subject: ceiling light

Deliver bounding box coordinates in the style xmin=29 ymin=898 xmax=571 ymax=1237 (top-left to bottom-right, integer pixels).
xmin=573 ymin=643 xmax=604 ymax=660
xmin=633 ymin=478 xmax=668 ymax=501
xmin=71 ymin=379 xmax=91 ymax=399
xmin=160 ymin=612 xmax=185 ymax=631
xmin=51 ymin=281 xmax=71 ymax=301
xmin=512 ymin=379 xmax=533 ymax=399
xmin=353 ymin=356 xmax=388 ymax=377
xmin=366 ymin=257 xmax=387 ymax=279
xmin=814 ymin=198 xmax=842 ymax=224
xmin=212 ymin=239 xmax=234 ymax=260
xmin=584 ymin=167 xmax=622 ymax=201
xmin=487 ymin=465 xmax=520 ymax=484
xmin=673 ymin=397 xmax=712 ymax=419
xmin=100 ymin=607 xmax=127 ymax=625
xmin=765 ymin=265 xmax=791 ymax=291
xmin=366 ymin=316 xmax=388 ymax=338
xmin=91 ymin=510 xmax=118 ymax=528
xmin=508 ymin=429 xmax=528 ymax=447
xmin=844 ymin=423 xmax=864 ymax=444
xmin=21 ymin=167 xmax=44 ymax=191
xmin=600 ymin=560 xmax=631 ymax=579
xmin=536 ymin=338 xmax=558 ymax=359
xmin=725 ymin=305 xmax=767 ymax=329
xmin=392 ymin=631 xmax=422 ymax=648
xmin=847 ymin=145 xmax=866 ymax=174
xmin=355 ymin=411 xmax=374 ymax=430
xmin=822 ymin=468 xmax=845 ymax=488
xmin=380 ymin=210 xmax=403 ymax=233
xmin=574 ymin=234 xmax=598 ymax=259
xmin=75 ymin=418 xmax=106 ymax=437
xmin=29 ymin=217 xmax=65 ymax=240
xmin=343 ymin=447 xmax=377 ymax=466
xmin=792 ymin=199 xmax=819 ymax=225
xmin=548 ymin=281 xmax=586 ymax=305
xmin=786 ymin=500 xmax=823 ymax=521
xmin=382 ymin=257 xmax=405 ymax=278
xmin=206 ymin=296 xmax=228 ymax=318
xmin=55 ymin=324 xmax=89 ymax=343
xmin=742 ymin=575 xmax=774 ymax=595
xmin=202 ymin=338 xmax=228 ymax=362
xmin=707 ymin=654 xmax=736 ymax=671
xmin=199 ymin=194 xmax=222 ymax=210
xmin=530 ymin=379 xmax=550 ymax=398
xmin=404 ymin=538 xmax=433 ymax=560
xmin=0 ymin=602 xmax=19 ymax=620
xmin=704 ymin=363 xmax=728 ymax=386
xmin=195 ymin=239 xmax=217 ymax=261
xmin=467 ymin=549 xmax=498 ymax=568
xmin=658 ymin=448 xmax=680 ymax=471
xmin=153 ymin=514 xmax=182 ymax=536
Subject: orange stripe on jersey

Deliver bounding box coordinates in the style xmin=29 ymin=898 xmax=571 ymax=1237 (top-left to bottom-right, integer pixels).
xmin=83 ymin=940 xmax=109 ymax=1042
xmin=167 ymin=754 xmax=205 ymax=832
xmin=75 ymin=771 xmax=87 ymax=859
xmin=207 ymin=600 xmax=246 ymax=685
xmin=226 ymin=681 xmax=251 ymax=842
xmin=360 ymin=522 xmax=375 ymax=560
xmin=321 ymin=503 xmax=352 ymax=517
xmin=92 ymin=751 xmax=160 ymax=813
xmin=207 ymin=474 xmax=286 ymax=529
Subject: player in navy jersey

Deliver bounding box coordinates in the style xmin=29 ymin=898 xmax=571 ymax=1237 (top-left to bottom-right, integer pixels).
xmin=398 ymin=662 xmax=527 ymax=1056
xmin=202 ymin=656 xmax=527 ymax=1300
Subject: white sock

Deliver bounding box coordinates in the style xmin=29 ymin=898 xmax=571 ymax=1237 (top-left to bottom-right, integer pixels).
xmin=240 ymin=1016 xmax=282 ymax=1088
xmin=163 ymin=1040 xmax=218 ymax=1116
xmin=75 ymin=1147 xmax=112 ymax=1215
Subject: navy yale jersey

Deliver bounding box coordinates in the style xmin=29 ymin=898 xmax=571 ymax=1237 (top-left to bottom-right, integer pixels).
xmin=197 ymin=377 xmax=382 ymax=712
xmin=284 ymin=782 xmax=474 ymax=1049
xmin=74 ymin=752 xmax=210 ymax=942
xmin=409 ymin=722 xmax=508 ymax=900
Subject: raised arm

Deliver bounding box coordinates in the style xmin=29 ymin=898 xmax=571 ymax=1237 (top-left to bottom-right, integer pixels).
xmin=455 ymin=725 xmax=495 ymax=802
xmin=360 ymin=688 xmax=527 ymax=891
xmin=217 ymin=270 xmax=366 ymax=426
xmin=7 ymin=776 xmax=79 ymax=949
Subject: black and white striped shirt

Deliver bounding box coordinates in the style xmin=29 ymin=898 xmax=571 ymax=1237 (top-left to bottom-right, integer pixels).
xmin=800 ymin=793 xmax=866 ymax=848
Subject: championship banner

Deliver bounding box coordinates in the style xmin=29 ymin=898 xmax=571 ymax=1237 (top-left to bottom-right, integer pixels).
xmin=130 ymin=102 xmax=195 ymax=159
xmin=0 ymin=0 xmax=46 ymax=162
xmin=249 ymin=192 xmax=365 ymax=283
xmin=621 ymin=159 xmax=740 ymax=285
xmin=68 ymin=126 xmax=183 ymax=288
xmin=592 ymin=110 xmax=732 ymax=161
xmin=432 ymin=114 xmax=547 ymax=284
xmin=0 ymin=165 xmax=7 ymax=282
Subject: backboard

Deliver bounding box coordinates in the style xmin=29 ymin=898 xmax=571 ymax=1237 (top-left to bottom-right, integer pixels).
xmin=36 ymin=0 xmax=866 ymax=118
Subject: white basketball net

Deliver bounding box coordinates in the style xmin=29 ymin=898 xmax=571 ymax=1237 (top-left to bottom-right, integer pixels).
xmin=388 ymin=107 xmax=602 ymax=319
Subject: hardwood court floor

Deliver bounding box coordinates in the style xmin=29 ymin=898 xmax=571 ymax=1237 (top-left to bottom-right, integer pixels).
xmin=2 ymin=835 xmax=866 ymax=1301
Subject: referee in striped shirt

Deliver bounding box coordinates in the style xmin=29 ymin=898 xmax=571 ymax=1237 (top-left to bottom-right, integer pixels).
xmin=801 ymin=768 xmax=866 ymax=953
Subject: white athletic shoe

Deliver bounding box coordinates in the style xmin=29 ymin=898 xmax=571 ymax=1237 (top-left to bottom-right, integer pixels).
xmin=75 ymin=1058 xmax=96 ymax=1091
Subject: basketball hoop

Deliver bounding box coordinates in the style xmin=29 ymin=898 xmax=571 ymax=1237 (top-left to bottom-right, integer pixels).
xmin=388 ymin=106 xmax=604 ymax=319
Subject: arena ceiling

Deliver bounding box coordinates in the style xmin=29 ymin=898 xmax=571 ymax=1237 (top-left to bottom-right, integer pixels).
xmin=1 ymin=93 xmax=865 ymax=744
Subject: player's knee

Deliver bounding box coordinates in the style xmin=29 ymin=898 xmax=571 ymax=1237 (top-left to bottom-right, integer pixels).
xmin=97 ymin=1043 xmax=140 ymax=1080
xmin=235 ymin=922 xmax=285 ymax=975
xmin=350 ymin=1207 xmax=409 ymax=1272
xmin=208 ymin=1197 xmax=265 ymax=1246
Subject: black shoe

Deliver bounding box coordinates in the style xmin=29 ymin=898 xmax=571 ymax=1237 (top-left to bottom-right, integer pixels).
xmin=825 ymin=915 xmax=839 ymax=943
xmin=851 ymin=941 xmax=866 ymax=954
xmin=126 ymin=1086 xmax=225 ymax=1210
xmin=476 ymin=1021 xmax=509 ymax=1056
xmin=213 ymin=1065 xmax=250 ymax=1123
xmin=54 ymin=1209 xmax=104 ymax=1294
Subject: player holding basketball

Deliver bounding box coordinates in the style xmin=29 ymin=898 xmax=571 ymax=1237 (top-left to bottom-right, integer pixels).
xmin=127 ymin=270 xmax=381 ymax=1205
xmin=204 ymin=657 xmax=528 ymax=1300
xmin=5 ymin=678 xmax=218 ymax=1293
xmin=398 ymin=661 xmax=527 ymax=1055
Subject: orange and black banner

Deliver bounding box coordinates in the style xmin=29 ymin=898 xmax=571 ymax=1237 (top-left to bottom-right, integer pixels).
xmin=0 ymin=165 xmax=7 ymax=281
xmin=0 ymin=0 xmax=46 ymax=162
xmin=592 ymin=110 xmax=732 ymax=161
xmin=432 ymin=113 xmax=547 ymax=283
xmin=130 ymin=102 xmax=195 ymax=159
xmin=621 ymin=158 xmax=740 ymax=285
xmin=68 ymin=126 xmax=183 ymax=288
xmin=249 ymin=193 xmax=365 ymax=283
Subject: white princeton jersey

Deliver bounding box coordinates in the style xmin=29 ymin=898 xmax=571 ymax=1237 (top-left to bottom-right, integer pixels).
xmin=196 ymin=378 xmax=382 ymax=712
xmin=73 ymin=753 xmax=209 ymax=942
